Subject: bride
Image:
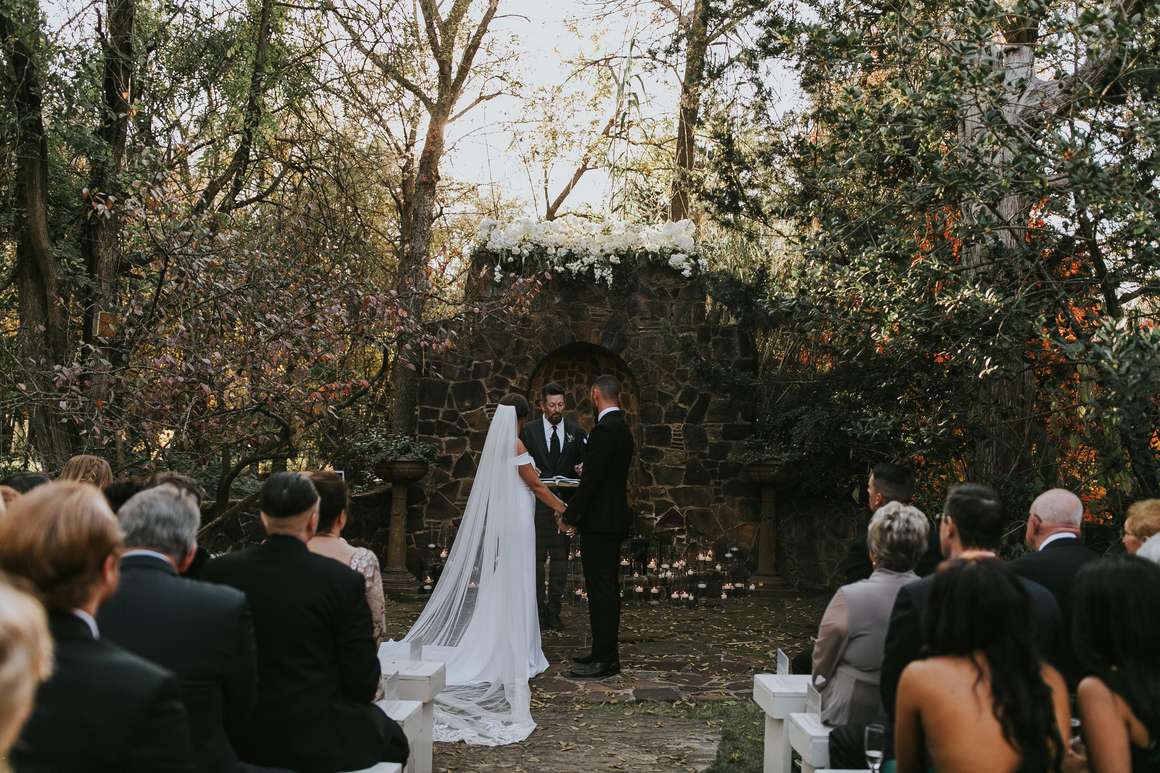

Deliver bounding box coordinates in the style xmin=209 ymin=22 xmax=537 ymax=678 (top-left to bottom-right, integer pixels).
xmin=381 ymin=394 xmax=568 ymax=745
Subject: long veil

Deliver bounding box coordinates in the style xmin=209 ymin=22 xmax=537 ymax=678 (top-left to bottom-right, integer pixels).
xmin=381 ymin=404 xmax=547 ymax=745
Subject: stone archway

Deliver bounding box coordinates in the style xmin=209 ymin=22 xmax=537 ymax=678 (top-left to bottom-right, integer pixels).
xmin=527 ymin=341 xmax=643 ymax=504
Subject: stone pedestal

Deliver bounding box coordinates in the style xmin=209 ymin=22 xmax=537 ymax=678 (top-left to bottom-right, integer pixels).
xmin=376 ymin=461 xmax=429 ymax=600
xmin=746 ymin=462 xmax=793 ymax=595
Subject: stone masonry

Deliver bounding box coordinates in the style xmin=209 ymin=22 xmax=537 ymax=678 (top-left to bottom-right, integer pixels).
xmin=406 ymin=262 xmax=760 ymax=561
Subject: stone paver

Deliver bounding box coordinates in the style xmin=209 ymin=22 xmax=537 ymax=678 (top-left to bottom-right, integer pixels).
xmin=383 ymin=594 xmax=827 ymax=772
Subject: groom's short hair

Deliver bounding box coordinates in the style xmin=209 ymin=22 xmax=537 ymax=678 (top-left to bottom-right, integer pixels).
xmin=592 ymin=374 xmax=619 ymax=401
xmin=261 ymin=472 xmax=319 ymax=519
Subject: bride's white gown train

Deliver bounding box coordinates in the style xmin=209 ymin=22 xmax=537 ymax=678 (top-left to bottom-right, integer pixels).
xmin=381 ymin=405 xmax=548 ymax=746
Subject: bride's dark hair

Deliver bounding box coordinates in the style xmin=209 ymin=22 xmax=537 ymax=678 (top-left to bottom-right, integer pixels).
xmin=498 ymin=393 xmax=530 ymax=419
xmin=923 ymin=559 xmax=1063 ymax=773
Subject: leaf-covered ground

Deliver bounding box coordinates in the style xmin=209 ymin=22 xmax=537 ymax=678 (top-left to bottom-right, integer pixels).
xmin=383 ymin=594 xmax=828 ymax=772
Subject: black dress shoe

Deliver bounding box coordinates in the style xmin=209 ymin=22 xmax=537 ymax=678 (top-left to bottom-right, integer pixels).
xmin=572 ymin=651 xmax=595 ymax=664
xmin=569 ymin=660 xmax=620 ymax=678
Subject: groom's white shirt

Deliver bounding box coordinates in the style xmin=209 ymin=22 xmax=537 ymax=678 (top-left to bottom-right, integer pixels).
xmin=597 ymin=406 xmax=620 ymax=422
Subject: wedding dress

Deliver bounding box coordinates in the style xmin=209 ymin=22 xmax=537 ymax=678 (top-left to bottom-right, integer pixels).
xmin=380 ymin=404 xmax=548 ymax=745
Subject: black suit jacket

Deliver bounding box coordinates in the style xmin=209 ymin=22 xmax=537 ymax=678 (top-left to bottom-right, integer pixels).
xmin=880 ymin=569 xmax=1063 ymax=726
xmin=1010 ymin=536 xmax=1100 ymax=689
xmin=11 ymin=611 xmax=194 ymax=773
xmin=563 ymin=409 xmax=634 ymax=536
xmin=520 ymin=416 xmax=586 ymax=535
xmin=98 ymin=554 xmax=257 ymax=773
xmin=202 ymin=534 xmax=398 ymax=772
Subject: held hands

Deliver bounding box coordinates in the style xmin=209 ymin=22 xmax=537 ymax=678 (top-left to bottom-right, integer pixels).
xmin=554 ymin=510 xmax=576 ymax=538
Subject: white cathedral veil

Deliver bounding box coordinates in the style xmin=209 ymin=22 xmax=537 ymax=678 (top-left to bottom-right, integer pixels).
xmin=380 ymin=404 xmax=548 ymax=745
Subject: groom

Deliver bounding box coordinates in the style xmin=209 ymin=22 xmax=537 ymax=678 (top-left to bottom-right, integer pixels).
xmin=559 ymin=374 xmax=635 ymax=678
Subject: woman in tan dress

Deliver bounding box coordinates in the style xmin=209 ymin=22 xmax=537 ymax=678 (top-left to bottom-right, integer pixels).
xmin=307 ymin=471 xmax=386 ymax=642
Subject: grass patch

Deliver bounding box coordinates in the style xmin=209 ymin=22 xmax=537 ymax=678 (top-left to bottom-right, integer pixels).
xmin=580 ymin=699 xmax=763 ymax=773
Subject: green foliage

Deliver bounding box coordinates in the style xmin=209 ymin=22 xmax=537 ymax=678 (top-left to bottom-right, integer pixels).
xmin=696 ymin=0 xmax=1160 ymax=516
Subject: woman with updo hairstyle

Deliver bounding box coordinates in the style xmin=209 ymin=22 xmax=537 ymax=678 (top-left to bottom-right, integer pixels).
xmin=812 ymin=501 xmax=930 ymax=727
xmin=57 ymin=454 xmax=113 ymax=489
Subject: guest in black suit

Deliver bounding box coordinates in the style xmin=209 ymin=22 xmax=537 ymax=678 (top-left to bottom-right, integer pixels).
xmin=868 ymin=483 xmax=1062 ymax=764
xmin=98 ymin=484 xmax=272 ymax=773
xmin=202 ymin=472 xmax=408 ymax=772
xmin=0 ymin=481 xmax=194 ymax=773
xmin=1011 ymin=488 xmax=1099 ymax=690
xmin=519 ymin=381 xmax=586 ymax=631
xmin=146 ymin=470 xmax=212 ymax=579
xmin=561 ymin=374 xmax=635 ymax=679
xmin=792 ymin=462 xmax=941 ymax=675
xmin=839 ymin=463 xmax=941 ymax=584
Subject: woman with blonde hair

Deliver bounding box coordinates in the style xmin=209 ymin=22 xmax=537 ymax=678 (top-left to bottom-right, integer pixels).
xmin=1122 ymin=499 xmax=1160 ymax=555
xmin=57 ymin=454 xmax=113 ymax=489
xmin=0 ymin=579 xmax=52 ymax=766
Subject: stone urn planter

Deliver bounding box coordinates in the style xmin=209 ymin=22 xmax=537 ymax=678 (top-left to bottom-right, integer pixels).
xmin=375 ymin=459 xmax=431 ymax=598
xmin=743 ymin=460 xmax=793 ymax=594
xmin=374 ymin=460 xmax=430 ymax=484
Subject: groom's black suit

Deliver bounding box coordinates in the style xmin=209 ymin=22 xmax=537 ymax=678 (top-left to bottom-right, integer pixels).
xmin=563 ymin=408 xmax=634 ymax=663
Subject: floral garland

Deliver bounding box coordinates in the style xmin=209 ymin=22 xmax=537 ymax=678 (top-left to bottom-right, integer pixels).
xmin=473 ymin=217 xmax=705 ymax=285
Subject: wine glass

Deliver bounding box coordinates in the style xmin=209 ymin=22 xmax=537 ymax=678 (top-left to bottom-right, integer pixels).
xmin=864 ymin=723 xmax=886 ymax=773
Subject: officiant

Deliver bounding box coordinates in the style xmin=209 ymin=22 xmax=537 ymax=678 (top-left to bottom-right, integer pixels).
xmin=519 ymin=382 xmax=586 ymax=631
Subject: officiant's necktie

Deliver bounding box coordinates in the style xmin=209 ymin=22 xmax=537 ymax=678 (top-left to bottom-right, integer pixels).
xmin=549 ymin=424 xmax=561 ymax=468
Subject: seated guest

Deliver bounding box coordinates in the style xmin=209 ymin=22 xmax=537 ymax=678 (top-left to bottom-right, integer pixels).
xmin=0 ymin=482 xmax=193 ymax=772
xmin=202 ymin=473 xmax=408 ymax=771
xmin=104 ymin=477 xmax=147 ymax=512
xmin=98 ymin=485 xmax=267 ymax=773
xmin=145 ymin=471 xmax=211 ymax=578
xmin=1122 ymin=499 xmax=1160 ymax=555
xmin=1074 ymin=555 xmax=1160 ymax=772
xmin=0 ymin=580 xmax=53 ymax=758
xmin=793 ymin=461 xmax=941 ymax=676
xmin=0 ymin=472 xmax=50 ymax=494
xmin=1011 ymin=488 xmax=1099 ymax=689
xmin=879 ymin=484 xmax=1062 ymax=759
xmin=839 ymin=463 xmax=940 ymax=583
xmin=815 ymin=502 xmax=928 ymax=728
xmin=1138 ymin=534 xmax=1160 ymax=565
xmin=895 ymin=559 xmax=1070 ymax=773
xmin=307 ymin=471 xmax=386 ymax=642
xmin=58 ymin=454 xmax=113 ymax=488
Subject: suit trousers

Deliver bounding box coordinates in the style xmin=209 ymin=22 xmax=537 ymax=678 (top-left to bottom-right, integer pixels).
xmin=580 ymin=532 xmax=623 ymax=662
xmin=535 ymin=511 xmax=570 ymax=615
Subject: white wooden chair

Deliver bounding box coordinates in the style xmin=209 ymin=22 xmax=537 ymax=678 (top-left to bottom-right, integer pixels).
xmin=788 ymin=682 xmax=832 ymax=773
xmin=378 ymin=648 xmax=447 ymax=773
xmin=752 ymin=649 xmax=811 ymax=773
xmin=341 ymin=763 xmax=404 ymax=773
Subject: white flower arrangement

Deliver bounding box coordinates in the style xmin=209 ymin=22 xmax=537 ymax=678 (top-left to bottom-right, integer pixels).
xmin=474 ymin=217 xmax=706 ymax=285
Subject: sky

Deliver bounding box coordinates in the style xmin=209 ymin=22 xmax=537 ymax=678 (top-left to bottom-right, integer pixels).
xmin=444 ymin=0 xmax=667 ymax=216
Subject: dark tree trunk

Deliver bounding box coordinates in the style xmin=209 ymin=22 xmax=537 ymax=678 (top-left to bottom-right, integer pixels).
xmin=2 ymin=0 xmax=76 ymax=465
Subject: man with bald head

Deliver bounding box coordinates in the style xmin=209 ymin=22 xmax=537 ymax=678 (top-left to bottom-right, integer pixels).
xmin=1012 ymin=487 xmax=1100 ymax=689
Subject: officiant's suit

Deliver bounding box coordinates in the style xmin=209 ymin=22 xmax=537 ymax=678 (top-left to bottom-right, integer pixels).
xmin=520 ymin=413 xmax=586 ymax=627
xmin=563 ymin=407 xmax=634 ymax=668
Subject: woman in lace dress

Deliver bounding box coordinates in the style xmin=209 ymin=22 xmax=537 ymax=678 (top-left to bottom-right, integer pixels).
xmin=307 ymin=471 xmax=387 ymax=642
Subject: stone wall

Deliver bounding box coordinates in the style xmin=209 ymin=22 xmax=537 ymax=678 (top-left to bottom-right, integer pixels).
xmin=407 ymin=265 xmax=760 ymax=563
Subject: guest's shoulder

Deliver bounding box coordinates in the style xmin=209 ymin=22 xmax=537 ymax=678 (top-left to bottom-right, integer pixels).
xmin=178 ymin=574 xmax=248 ymax=613
xmin=304 ymin=548 xmax=366 ymax=588
xmin=88 ymin=637 xmax=179 ymax=696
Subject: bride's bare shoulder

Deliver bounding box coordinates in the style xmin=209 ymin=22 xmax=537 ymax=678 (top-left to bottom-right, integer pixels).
xmin=516 ymin=438 xmax=527 ymax=454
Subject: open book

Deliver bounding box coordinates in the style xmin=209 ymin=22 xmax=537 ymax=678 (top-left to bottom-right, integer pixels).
xmin=540 ymin=475 xmax=580 ymax=487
